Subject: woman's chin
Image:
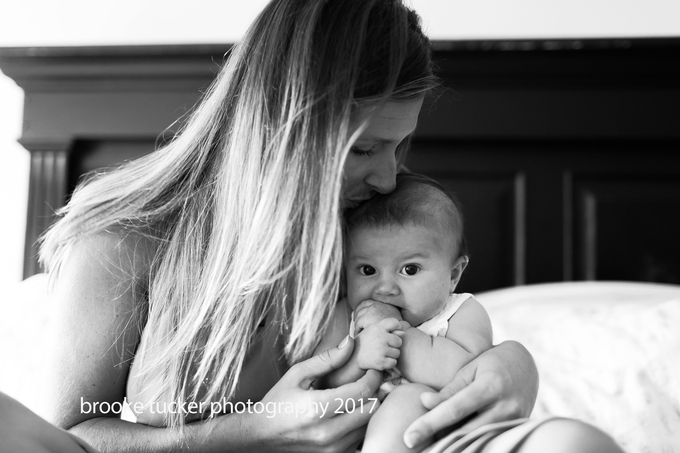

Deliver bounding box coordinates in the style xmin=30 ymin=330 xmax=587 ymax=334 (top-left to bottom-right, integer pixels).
xmin=343 ymin=200 xmax=360 ymax=210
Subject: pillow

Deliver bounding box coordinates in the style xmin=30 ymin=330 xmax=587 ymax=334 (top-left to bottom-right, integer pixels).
xmin=0 ymin=273 xmax=52 ymax=417
xmin=477 ymin=281 xmax=680 ymax=453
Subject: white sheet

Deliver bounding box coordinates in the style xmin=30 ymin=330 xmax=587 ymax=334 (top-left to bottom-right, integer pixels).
xmin=477 ymin=281 xmax=680 ymax=453
xmin=3 ymin=277 xmax=680 ymax=452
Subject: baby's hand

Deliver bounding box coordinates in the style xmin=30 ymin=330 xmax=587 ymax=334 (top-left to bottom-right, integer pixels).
xmin=355 ymin=318 xmax=403 ymax=371
xmin=354 ymin=299 xmax=403 ymax=334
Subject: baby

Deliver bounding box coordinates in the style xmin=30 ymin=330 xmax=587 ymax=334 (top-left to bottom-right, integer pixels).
xmin=314 ymin=172 xmax=493 ymax=453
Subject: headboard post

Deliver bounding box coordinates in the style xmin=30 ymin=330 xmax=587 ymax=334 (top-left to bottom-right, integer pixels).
xmin=19 ymin=139 xmax=72 ymax=277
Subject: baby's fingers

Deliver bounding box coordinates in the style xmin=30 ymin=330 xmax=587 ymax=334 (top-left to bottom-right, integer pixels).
xmin=378 ymin=317 xmax=403 ymax=332
xmin=378 ymin=356 xmax=398 ymax=370
xmin=383 ymin=345 xmax=400 ymax=359
xmin=387 ymin=334 xmax=402 ymax=349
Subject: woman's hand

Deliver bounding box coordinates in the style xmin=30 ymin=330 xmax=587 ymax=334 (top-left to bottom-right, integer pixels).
xmin=402 ymin=341 xmax=538 ymax=449
xmin=249 ymin=335 xmax=383 ymax=453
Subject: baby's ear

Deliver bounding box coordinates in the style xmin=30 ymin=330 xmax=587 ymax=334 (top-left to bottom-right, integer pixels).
xmin=449 ymin=255 xmax=469 ymax=293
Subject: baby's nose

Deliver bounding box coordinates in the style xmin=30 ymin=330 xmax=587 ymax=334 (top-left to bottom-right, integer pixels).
xmin=374 ymin=277 xmax=400 ymax=297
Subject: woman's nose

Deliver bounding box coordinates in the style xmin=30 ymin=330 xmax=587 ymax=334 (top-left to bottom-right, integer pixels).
xmin=365 ymin=151 xmax=397 ymax=194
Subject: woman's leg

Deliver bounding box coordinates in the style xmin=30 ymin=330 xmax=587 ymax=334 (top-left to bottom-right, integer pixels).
xmin=362 ymin=383 xmax=434 ymax=453
xmin=0 ymin=391 xmax=99 ymax=453
xmin=483 ymin=419 xmax=624 ymax=453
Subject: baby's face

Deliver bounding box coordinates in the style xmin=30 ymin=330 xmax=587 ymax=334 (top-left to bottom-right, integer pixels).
xmin=346 ymin=224 xmax=465 ymax=326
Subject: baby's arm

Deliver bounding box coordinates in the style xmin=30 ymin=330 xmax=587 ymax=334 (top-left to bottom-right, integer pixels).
xmin=397 ymin=297 xmax=492 ymax=391
xmin=314 ymin=300 xmax=402 ymax=389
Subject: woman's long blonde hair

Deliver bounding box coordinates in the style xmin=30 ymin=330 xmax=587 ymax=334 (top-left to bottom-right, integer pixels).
xmin=40 ymin=0 xmax=437 ymax=427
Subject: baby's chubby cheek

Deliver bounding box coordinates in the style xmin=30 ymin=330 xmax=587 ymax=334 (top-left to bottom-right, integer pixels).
xmin=346 ymin=277 xmax=370 ymax=309
xmin=401 ymin=310 xmax=423 ymax=327
xmin=403 ymin=287 xmax=449 ymax=325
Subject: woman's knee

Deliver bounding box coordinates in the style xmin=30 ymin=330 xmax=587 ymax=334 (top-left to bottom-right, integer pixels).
xmin=517 ymin=419 xmax=624 ymax=453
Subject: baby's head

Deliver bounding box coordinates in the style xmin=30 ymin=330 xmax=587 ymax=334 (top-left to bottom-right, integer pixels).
xmin=345 ymin=173 xmax=468 ymax=326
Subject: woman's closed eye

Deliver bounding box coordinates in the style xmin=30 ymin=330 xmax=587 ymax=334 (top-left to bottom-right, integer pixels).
xmin=400 ymin=264 xmax=420 ymax=276
xmin=350 ymin=145 xmax=376 ymax=157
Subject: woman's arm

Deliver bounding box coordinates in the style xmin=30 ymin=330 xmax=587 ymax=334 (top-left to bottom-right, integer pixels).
xmin=43 ymin=231 xmax=147 ymax=432
xmin=61 ymin=339 xmax=384 ymax=453
xmin=403 ymin=341 xmax=539 ymax=449
xmin=65 ymin=343 xmax=383 ymax=453
xmin=44 ymin=232 xmax=382 ymax=453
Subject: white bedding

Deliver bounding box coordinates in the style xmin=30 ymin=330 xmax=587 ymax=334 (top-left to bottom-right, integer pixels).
xmin=3 ymin=277 xmax=680 ymax=452
xmin=477 ymin=282 xmax=680 ymax=453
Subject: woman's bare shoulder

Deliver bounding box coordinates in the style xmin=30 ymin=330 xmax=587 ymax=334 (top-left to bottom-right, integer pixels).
xmin=64 ymin=229 xmax=156 ymax=277
xmin=50 ymin=229 xmax=157 ymax=310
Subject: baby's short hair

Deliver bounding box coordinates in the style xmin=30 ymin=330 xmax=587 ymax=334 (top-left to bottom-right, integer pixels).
xmin=346 ymin=173 xmax=467 ymax=258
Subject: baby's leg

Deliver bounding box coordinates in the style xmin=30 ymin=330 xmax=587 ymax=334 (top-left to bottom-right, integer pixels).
xmin=362 ymin=383 xmax=434 ymax=453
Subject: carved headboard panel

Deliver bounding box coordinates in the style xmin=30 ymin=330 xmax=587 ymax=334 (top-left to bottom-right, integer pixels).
xmin=1 ymin=39 xmax=679 ymax=292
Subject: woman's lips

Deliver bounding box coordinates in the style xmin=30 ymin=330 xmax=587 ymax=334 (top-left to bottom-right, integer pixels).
xmin=343 ymin=198 xmax=369 ymax=209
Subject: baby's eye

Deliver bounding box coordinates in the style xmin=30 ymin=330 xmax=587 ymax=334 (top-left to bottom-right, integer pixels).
xmin=359 ymin=265 xmax=377 ymax=276
xmin=401 ymin=264 xmax=420 ymax=276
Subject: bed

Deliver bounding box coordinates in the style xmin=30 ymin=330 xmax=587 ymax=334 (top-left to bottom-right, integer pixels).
xmin=3 ymin=275 xmax=679 ymax=452
xmin=1 ymin=40 xmax=680 ymax=453
xmin=478 ymin=282 xmax=680 ymax=453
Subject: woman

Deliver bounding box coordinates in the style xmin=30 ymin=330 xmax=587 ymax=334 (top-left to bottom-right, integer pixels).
xmin=38 ymin=0 xmax=560 ymax=451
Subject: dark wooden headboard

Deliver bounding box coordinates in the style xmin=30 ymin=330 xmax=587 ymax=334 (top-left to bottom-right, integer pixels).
xmin=1 ymin=38 xmax=679 ymax=292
